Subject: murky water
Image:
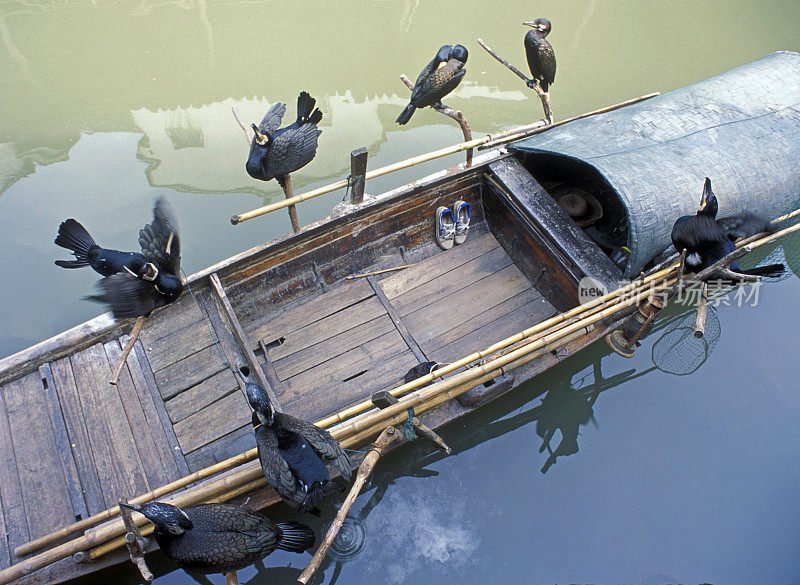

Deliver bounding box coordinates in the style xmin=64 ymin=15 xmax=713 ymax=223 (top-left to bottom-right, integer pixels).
xmin=3 ymin=1 xmax=800 ymax=584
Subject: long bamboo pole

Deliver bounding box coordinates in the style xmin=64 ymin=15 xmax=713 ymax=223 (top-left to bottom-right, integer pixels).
xmin=14 ymin=262 xmax=677 ymax=559
xmin=229 ymin=93 xmax=660 ymax=225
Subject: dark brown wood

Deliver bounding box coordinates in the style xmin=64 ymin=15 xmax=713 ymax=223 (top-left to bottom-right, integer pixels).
xmin=209 ymin=273 xmax=280 ymax=410
xmin=38 ymin=363 xmax=88 ymax=521
xmin=165 ymin=368 xmax=239 ymax=424
xmin=173 ymin=390 xmax=252 ymax=454
xmin=70 ymin=345 xmax=149 ymax=501
xmin=349 ymin=147 xmax=369 ymax=204
xmin=141 ymin=316 xmax=216 ymax=373
xmin=366 ymin=275 xmax=429 ymax=363
xmin=49 ymin=358 xmax=106 ymax=513
xmin=139 ymin=293 xmax=205 ymax=349
xmin=0 ymin=382 xmax=28 ymax=565
xmin=104 ymin=340 xmax=176 ymax=490
xmin=152 ymin=344 xmax=228 ymax=401
xmin=257 ymin=340 xmax=287 ymax=396
xmin=3 ymin=372 xmax=74 ymax=539
xmin=131 ymin=343 xmax=190 ymax=477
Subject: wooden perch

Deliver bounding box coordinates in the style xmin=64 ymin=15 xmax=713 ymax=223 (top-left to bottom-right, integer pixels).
xmin=477 ymin=38 xmax=553 ymax=124
xmin=694 ymin=246 xmax=759 ymax=282
xmin=297 ymin=426 xmax=405 ymax=584
xmin=400 ymin=74 xmax=474 ymax=166
xmin=693 ymin=282 xmax=709 ymax=339
xmin=118 ymin=500 xmax=153 ymax=582
xmin=109 ymin=316 xmax=147 ymax=385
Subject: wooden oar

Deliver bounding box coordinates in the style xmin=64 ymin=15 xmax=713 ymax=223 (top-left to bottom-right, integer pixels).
xmin=109 ymin=316 xmax=146 ymax=385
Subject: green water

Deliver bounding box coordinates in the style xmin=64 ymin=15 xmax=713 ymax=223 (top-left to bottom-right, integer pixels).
xmin=3 ymin=1 xmax=800 ymax=584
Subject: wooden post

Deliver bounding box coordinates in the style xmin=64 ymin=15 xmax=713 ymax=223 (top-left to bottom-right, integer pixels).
xmin=118 ymin=500 xmax=153 ymax=582
xmin=278 ymin=175 xmax=301 ymax=233
xmin=297 ymin=426 xmax=404 ymax=584
xmin=349 ymin=148 xmax=368 ymax=205
xmin=477 ymin=38 xmax=553 ymax=124
xmin=109 ymin=315 xmax=147 ymax=385
xmin=400 ymin=74 xmax=474 ymax=166
xmin=693 ymin=282 xmax=708 ymax=339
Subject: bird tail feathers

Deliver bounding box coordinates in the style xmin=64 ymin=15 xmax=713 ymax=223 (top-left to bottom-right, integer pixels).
xmin=296 ymin=91 xmax=320 ymax=125
xmin=54 ymin=219 xmax=97 ymax=267
xmin=396 ymin=104 xmax=416 ymax=125
xmin=735 ymin=263 xmax=786 ymax=277
xmin=276 ymin=521 xmax=316 ymax=553
xmin=299 ymin=481 xmax=344 ymax=514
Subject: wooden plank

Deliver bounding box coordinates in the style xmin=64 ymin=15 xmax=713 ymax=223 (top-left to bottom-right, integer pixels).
xmin=271 ymin=314 xmax=395 ymax=380
xmin=104 ymin=340 xmax=175 ymax=490
xmin=257 ymin=340 xmax=288 ymax=396
xmin=141 ymin=317 xmax=216 ymax=373
xmin=0 ymin=381 xmax=28 ymax=564
xmin=49 ymin=358 xmax=106 ymax=514
xmin=3 ymin=372 xmax=74 ymax=539
xmin=390 ymin=245 xmax=514 ymax=317
xmin=132 ymin=342 xmax=190 ymax=477
xmin=366 ymin=275 xmax=428 ymax=363
xmin=260 ymin=294 xmax=387 ymax=364
xmin=139 ymin=292 xmax=205 ymax=347
xmin=349 ymin=147 xmax=368 ymax=205
xmin=281 ymin=329 xmax=408 ymax=399
xmin=38 ymin=363 xmax=88 ymax=521
xmin=0 ymin=485 xmax=9 ymax=569
xmin=209 ymin=273 xmax=279 ymax=409
xmin=165 ymin=368 xmax=238 ymax=424
xmin=70 ymin=344 xmax=150 ymax=501
xmin=428 ymin=295 xmax=558 ymax=364
xmin=184 ymin=426 xmax=256 ymax=473
xmin=402 ymin=263 xmax=533 ymax=346
xmin=245 ymin=277 xmax=375 ymax=341
xmin=173 ymin=391 xmax=252 ymax=454
xmin=424 ymin=288 xmax=555 ymax=355
xmin=378 ymin=230 xmax=499 ymax=299
xmin=153 ymin=344 xmax=228 ymax=401
xmin=283 ymin=350 xmax=419 ymax=423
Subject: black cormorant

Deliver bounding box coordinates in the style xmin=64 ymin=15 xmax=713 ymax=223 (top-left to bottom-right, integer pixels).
xmin=242 ymin=370 xmax=352 ymax=513
xmin=396 ymin=44 xmax=468 ymax=125
xmin=119 ymin=501 xmax=314 ymax=578
xmin=671 ymin=177 xmax=784 ymax=276
xmin=55 ymin=219 xmax=148 ymax=277
xmin=85 ymin=198 xmax=183 ymax=318
xmin=523 ymin=18 xmax=556 ymax=92
xmin=246 ymin=91 xmax=322 ymax=186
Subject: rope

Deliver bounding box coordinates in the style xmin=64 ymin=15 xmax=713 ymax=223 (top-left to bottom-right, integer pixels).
xmin=342 ymin=174 xmax=352 ymax=202
xmin=402 ymin=407 xmax=416 ymax=440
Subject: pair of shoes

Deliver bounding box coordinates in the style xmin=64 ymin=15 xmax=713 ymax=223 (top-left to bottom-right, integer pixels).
xmin=435 ymin=201 xmax=471 ymax=250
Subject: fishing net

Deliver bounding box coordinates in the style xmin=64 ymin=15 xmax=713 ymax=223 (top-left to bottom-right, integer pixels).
xmin=651 ymin=306 xmax=721 ymax=376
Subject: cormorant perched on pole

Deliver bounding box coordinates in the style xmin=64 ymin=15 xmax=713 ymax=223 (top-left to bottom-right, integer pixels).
xmin=671 ymin=177 xmax=785 ymax=276
xmin=120 ymin=501 xmax=314 ymax=585
xmin=246 ymin=92 xmax=323 ymax=232
xmin=241 ymin=369 xmax=352 ymax=513
xmin=246 ymin=91 xmax=323 ymax=183
xmin=396 ymin=44 xmax=468 ymax=125
xmin=76 ymin=198 xmax=183 ymax=319
xmin=523 ymin=18 xmax=556 ymax=93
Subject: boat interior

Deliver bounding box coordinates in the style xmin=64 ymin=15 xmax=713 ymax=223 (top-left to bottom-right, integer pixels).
xmin=0 ymin=152 xmax=621 ymax=576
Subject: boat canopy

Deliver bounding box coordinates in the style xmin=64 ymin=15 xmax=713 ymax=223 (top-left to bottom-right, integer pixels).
xmin=510 ymin=51 xmax=800 ymax=277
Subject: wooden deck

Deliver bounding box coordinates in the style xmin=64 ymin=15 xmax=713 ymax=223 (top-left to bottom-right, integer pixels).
xmin=0 ymin=223 xmax=557 ymax=572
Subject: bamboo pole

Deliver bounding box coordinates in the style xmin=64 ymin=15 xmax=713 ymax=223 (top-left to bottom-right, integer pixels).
xmin=109 ymin=316 xmax=146 ymax=385
xmin=693 ymin=282 xmax=709 ymax=339
xmin=13 ymin=262 xmax=677 ymax=560
xmin=229 ymin=93 xmax=659 ymax=225
xmin=297 ymin=426 xmax=404 ymax=584
xmin=400 ymin=74 xmax=474 ymax=166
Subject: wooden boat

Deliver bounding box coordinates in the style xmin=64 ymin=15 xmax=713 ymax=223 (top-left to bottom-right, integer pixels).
xmin=0 ymin=51 xmax=797 ymax=585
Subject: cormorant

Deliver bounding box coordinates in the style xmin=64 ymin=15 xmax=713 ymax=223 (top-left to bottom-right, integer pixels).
xmin=396 ymin=44 xmax=468 ymax=125
xmin=404 ymin=361 xmax=442 ymax=388
xmin=119 ymin=501 xmax=314 ymax=578
xmin=86 ymin=198 xmax=184 ymax=318
xmin=523 ymin=18 xmax=556 ymax=92
xmin=54 ymin=218 xmax=148 ymax=277
xmin=671 ymin=177 xmax=784 ymax=276
xmin=242 ymin=369 xmax=352 ymax=513
xmin=246 ymin=91 xmax=323 ymax=186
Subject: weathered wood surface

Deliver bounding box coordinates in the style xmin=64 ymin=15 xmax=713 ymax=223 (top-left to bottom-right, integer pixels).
xmin=3 ymin=373 xmax=74 ymax=540
xmin=0 ymin=378 xmax=29 ymax=568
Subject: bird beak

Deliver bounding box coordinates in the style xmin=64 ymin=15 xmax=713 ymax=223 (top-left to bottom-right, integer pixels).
xmin=523 ymin=21 xmax=535 ymax=27
xmin=436 ymin=60 xmax=447 ymax=70
xmin=699 ymin=178 xmax=711 ymax=210
xmin=251 ymin=124 xmax=267 ymax=145
xmin=119 ymin=502 xmax=141 ymax=512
